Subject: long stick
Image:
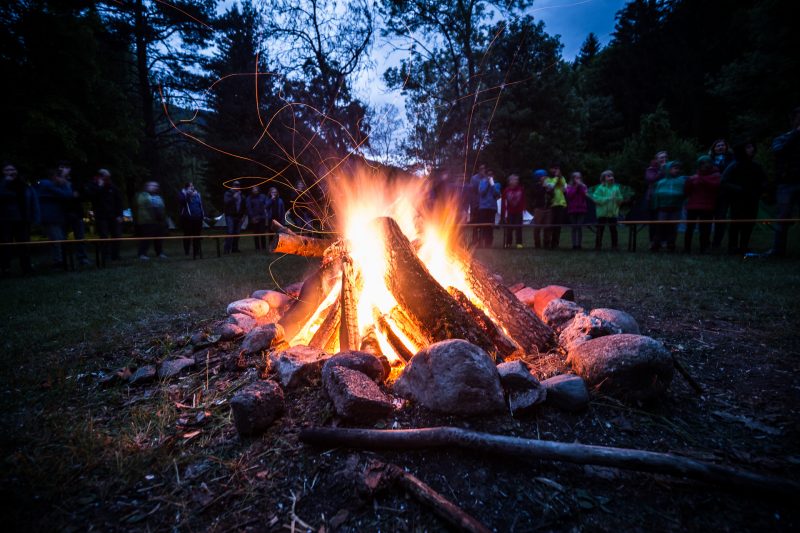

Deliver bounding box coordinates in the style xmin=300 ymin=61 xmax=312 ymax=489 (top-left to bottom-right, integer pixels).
xmin=299 ymin=426 xmax=798 ymax=496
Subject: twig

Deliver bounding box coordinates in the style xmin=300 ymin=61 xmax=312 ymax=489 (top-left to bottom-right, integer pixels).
xmin=672 ymin=354 xmax=703 ymax=394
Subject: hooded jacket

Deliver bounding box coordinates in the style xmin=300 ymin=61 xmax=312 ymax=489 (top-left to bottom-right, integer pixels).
xmin=685 ymin=156 xmax=721 ymax=211
xmin=653 ymin=162 xmax=687 ymax=210
xmin=565 ymin=183 xmax=588 ymax=214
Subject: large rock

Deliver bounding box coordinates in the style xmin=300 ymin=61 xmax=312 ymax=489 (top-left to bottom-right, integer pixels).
xmin=496 ymin=360 xmax=546 ymax=414
xmin=566 ymin=334 xmax=674 ymax=401
xmin=269 ymin=345 xmax=331 ymax=389
xmin=542 ymin=374 xmax=589 ymax=412
xmin=558 ymin=313 xmax=621 ymax=353
xmin=215 ymin=322 xmax=244 ymax=341
xmin=227 ymin=298 xmax=271 ymax=319
xmin=323 ymin=366 xmax=393 ymax=422
xmin=228 ymin=313 xmax=258 ymax=333
xmin=509 ymin=387 xmax=547 ymax=414
xmin=514 ymin=287 xmax=538 ymax=308
xmin=241 ymin=323 xmax=284 ymax=354
xmin=589 ymin=308 xmax=640 ymax=335
xmin=542 ymin=299 xmax=585 ymax=332
xmin=322 ymin=351 xmax=390 ymax=384
xmin=393 ymin=340 xmax=505 ymax=415
xmin=533 ymin=285 xmax=575 ymax=317
xmin=230 ymin=380 xmax=284 ymax=436
xmin=158 ymin=357 xmax=195 ymax=379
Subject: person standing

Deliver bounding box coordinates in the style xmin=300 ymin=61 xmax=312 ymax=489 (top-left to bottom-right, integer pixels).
xmin=565 ymin=171 xmax=588 ymax=250
xmin=246 ymin=185 xmax=268 ymax=251
xmin=528 ymin=169 xmax=550 ymax=249
xmin=709 ymin=139 xmax=735 ymax=250
xmin=500 ymin=174 xmax=525 ymax=248
xmin=684 ymin=156 xmax=721 ymax=253
xmin=37 ymin=168 xmax=72 ymax=266
xmin=0 ymin=163 xmax=39 ymax=274
xmin=723 ymin=141 xmax=767 ymax=254
xmin=223 ymin=181 xmax=245 ymax=254
xmin=86 ymin=169 xmax=124 ymax=262
xmin=468 ymin=163 xmax=487 ymax=247
xmin=645 ymin=150 xmax=668 ymax=249
xmin=768 ymin=107 xmax=800 ymax=257
xmin=589 ymin=170 xmax=623 ymax=250
xmin=264 ymin=186 xmax=286 ymax=247
xmin=178 ymin=182 xmax=204 ymax=258
xmin=288 ymin=178 xmax=315 ymax=230
xmin=135 ymin=181 xmax=167 ymax=260
xmin=476 ymin=170 xmax=501 ymax=248
xmin=543 ymin=163 xmax=567 ymax=249
xmin=652 ymin=161 xmax=687 ymax=251
xmin=58 ymin=161 xmax=90 ymax=266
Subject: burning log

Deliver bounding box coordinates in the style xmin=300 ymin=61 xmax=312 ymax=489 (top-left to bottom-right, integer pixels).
xmin=375 ymin=313 xmax=413 ymax=363
xmin=339 ymin=254 xmax=362 ymax=352
xmin=301 ymin=426 xmax=800 ymax=497
xmin=278 ymin=257 xmax=342 ymax=341
xmin=447 ymin=287 xmax=521 ymax=361
xmin=308 ymin=300 xmax=340 ymax=350
xmin=359 ymin=325 xmax=383 ymax=356
xmin=270 ymin=219 xmax=334 ymax=258
xmin=455 ymin=255 xmax=554 ymax=354
xmin=373 ymin=217 xmax=495 ymax=355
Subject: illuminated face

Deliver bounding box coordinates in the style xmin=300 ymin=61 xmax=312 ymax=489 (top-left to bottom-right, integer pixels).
xmin=508 ymin=175 xmax=519 ymax=186
xmin=605 ymin=174 xmax=615 ymax=183
xmin=714 ymin=141 xmax=727 ymax=154
xmin=656 ymin=152 xmax=668 ymax=165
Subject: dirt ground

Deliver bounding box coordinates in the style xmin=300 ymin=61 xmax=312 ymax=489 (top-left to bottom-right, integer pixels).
xmin=2 ymin=276 xmax=799 ymax=532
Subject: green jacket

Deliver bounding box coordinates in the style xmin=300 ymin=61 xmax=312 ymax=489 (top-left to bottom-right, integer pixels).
xmin=135 ymin=192 xmax=166 ymax=225
xmin=653 ymin=176 xmax=687 ymax=209
xmin=589 ymin=183 xmax=623 ymax=218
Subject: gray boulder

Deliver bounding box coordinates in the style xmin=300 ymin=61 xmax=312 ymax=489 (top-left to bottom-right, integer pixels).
xmin=566 ymin=334 xmax=673 ymax=401
xmin=230 ymin=380 xmax=284 ymax=436
xmin=589 ymin=308 xmax=640 ymax=335
xmin=558 ymin=313 xmax=621 ymax=353
xmin=158 ymin=357 xmax=195 ymax=379
xmin=533 ymin=285 xmax=575 ymax=317
xmin=542 ymin=374 xmax=589 ymax=412
xmin=269 ymin=345 xmax=331 ymax=389
xmin=241 ymin=323 xmax=284 ymax=354
xmin=542 ymin=299 xmax=585 ymax=331
xmin=509 ymin=387 xmax=547 ymax=414
xmin=322 ymin=351 xmax=390 ymax=384
xmin=393 ymin=340 xmax=505 ymax=415
xmin=323 ymin=366 xmax=393 ymax=422
xmin=228 ymin=313 xmax=258 ymax=333
xmin=226 ymin=298 xmax=271 ymax=319
xmin=496 ymin=360 xmax=546 ymax=414
xmin=216 ymin=322 xmax=244 ymax=341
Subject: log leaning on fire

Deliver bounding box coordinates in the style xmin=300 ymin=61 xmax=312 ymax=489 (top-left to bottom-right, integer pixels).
xmin=339 ymin=255 xmax=362 ymax=352
xmin=455 ymin=254 xmax=554 ymax=353
xmin=269 ymin=219 xmax=334 ymax=258
xmin=447 ymin=286 xmax=521 ymax=360
xmin=372 ymin=217 xmax=496 ymax=355
xmin=278 ymin=257 xmax=342 ymax=341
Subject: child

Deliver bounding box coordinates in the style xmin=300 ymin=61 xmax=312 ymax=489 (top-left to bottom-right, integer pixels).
xmin=589 ymin=170 xmax=623 ymax=250
xmin=652 ymin=161 xmax=687 ymax=251
xmin=501 ymin=174 xmax=525 ymax=248
xmin=684 ymin=156 xmax=721 ymax=253
xmin=565 ymin=172 xmax=588 ymax=249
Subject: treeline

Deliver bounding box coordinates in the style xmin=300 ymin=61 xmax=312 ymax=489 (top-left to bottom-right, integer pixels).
xmin=1 ymin=0 xmax=796 ymax=214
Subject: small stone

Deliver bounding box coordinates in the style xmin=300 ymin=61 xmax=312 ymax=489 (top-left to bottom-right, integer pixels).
xmin=241 ymin=323 xmax=284 ymax=354
xmin=216 ymin=322 xmax=244 ymax=341
xmin=542 ymin=299 xmax=585 ymax=332
xmin=508 ymin=387 xmax=547 ymax=414
xmin=129 ymin=365 xmax=157 ymax=385
xmin=228 ymin=313 xmax=258 ymax=333
xmin=158 ymin=357 xmax=195 ymax=379
xmin=566 ymin=334 xmax=674 ymax=401
xmin=496 ymin=360 xmax=540 ymax=390
xmin=230 ymin=380 xmax=284 ymax=436
xmin=226 ymin=298 xmax=271 ymax=319
xmin=269 ymin=345 xmax=331 ymax=389
xmin=324 ymin=366 xmax=393 ymax=422
xmin=589 ymin=308 xmax=640 ymax=335
xmin=323 ymin=351 xmax=390 ymax=383
xmin=514 ymin=287 xmax=538 ymax=308
xmin=558 ymin=313 xmax=621 ymax=353
xmin=393 ymin=340 xmax=505 ymax=415
xmin=542 ymin=374 xmax=589 ymax=412
xmin=533 ymin=285 xmax=575 ymax=317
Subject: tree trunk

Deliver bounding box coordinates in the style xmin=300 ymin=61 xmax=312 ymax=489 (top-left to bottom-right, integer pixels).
xmin=134 ymin=0 xmax=159 ymax=181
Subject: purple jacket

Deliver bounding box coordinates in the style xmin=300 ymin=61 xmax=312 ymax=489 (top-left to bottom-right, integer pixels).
xmin=565 ymin=183 xmax=588 ymax=214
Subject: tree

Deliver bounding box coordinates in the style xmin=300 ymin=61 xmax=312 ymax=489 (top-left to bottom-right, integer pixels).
xmin=576 ymin=32 xmax=600 ymax=67
xmin=365 ymin=104 xmax=405 ymax=165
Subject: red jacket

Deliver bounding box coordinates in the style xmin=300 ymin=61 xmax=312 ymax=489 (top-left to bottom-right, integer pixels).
xmin=501 ymin=185 xmax=526 ymax=219
xmin=685 ymin=170 xmax=721 ymax=211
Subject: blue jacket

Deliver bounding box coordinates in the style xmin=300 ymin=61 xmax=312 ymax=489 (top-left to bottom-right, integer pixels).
xmin=0 ymin=178 xmax=40 ymax=223
xmin=246 ymin=193 xmax=268 ymax=223
xmin=477 ymin=178 xmax=501 ymax=210
xmin=265 ymin=196 xmax=286 ymax=225
xmin=37 ymin=178 xmax=72 ymax=225
xmin=179 ymin=190 xmax=204 ymax=219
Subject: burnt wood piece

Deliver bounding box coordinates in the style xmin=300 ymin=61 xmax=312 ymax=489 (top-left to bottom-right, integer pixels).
xmin=447 ymin=286 xmax=522 ymax=361
xmin=339 ymin=255 xmax=361 ymax=352
xmin=301 ymin=426 xmax=799 ymax=497
xmin=277 ymin=257 xmax=342 ymax=341
xmin=455 ymin=252 xmax=554 ymax=353
xmin=308 ymin=300 xmax=340 ymax=350
xmin=270 ymin=220 xmax=335 ymax=258
xmin=359 ymin=325 xmax=383 ymax=356
xmin=372 ymin=217 xmax=495 ymax=355
xmin=375 ymin=313 xmax=413 ymax=363
xmin=363 ymin=461 xmax=491 ymax=533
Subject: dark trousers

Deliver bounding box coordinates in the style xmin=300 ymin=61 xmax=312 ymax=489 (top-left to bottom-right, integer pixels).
xmin=773 ymin=183 xmax=800 ymax=256
xmin=250 ymin=219 xmax=267 ymax=250
xmin=477 ymin=209 xmax=496 ymax=248
xmin=545 ymin=206 xmax=566 ymax=249
xmin=181 ymin=216 xmax=203 ymax=258
xmin=595 ymin=217 xmax=618 ymax=249
xmin=684 ymin=209 xmax=713 ymax=252
xmin=569 ymin=213 xmax=585 ymax=248
xmin=728 ymin=198 xmax=759 ymax=253
xmin=96 ymin=218 xmax=122 ymax=260
xmin=532 ymin=208 xmax=549 ymax=249
xmin=469 ymin=207 xmax=481 ymax=246
xmin=656 ymin=208 xmax=681 ymax=250
xmin=137 ymin=224 xmax=164 ymax=256
xmin=648 ymin=208 xmax=659 ymax=245
xmin=504 ymin=213 xmax=523 ymax=246
xmin=711 ymin=193 xmax=730 ymax=248
xmin=64 ymin=212 xmax=87 ymax=260
xmin=0 ymin=221 xmax=32 ymax=273
xmin=224 ymin=215 xmax=242 ymax=253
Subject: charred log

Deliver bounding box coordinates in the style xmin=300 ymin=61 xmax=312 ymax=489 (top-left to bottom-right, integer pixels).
xmin=339 ymin=255 xmax=361 ymax=352
xmin=270 ymin=220 xmax=335 ymax=258
xmin=308 ymin=300 xmax=340 ymax=350
xmin=447 ymin=287 xmax=521 ymax=361
xmin=278 ymin=258 xmax=342 ymax=341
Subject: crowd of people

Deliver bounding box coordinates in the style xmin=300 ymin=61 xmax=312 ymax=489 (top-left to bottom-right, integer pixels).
xmin=1 ymin=108 xmax=798 ymax=275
